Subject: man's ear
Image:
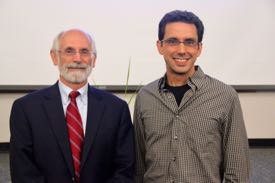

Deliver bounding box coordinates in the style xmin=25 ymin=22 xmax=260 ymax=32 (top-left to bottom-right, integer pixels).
xmin=50 ymin=50 xmax=58 ymax=65
xmin=156 ymin=40 xmax=164 ymax=55
xmin=91 ymin=55 xmax=96 ymax=68
xmin=196 ymin=42 xmax=203 ymax=57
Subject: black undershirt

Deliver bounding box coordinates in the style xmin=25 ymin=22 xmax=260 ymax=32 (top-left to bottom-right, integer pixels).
xmin=165 ymin=83 xmax=190 ymax=106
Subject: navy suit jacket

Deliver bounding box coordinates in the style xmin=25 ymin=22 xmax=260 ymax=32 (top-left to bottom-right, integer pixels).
xmin=10 ymin=82 xmax=135 ymax=183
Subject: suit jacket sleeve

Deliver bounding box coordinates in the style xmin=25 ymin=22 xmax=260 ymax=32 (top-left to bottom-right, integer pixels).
xmin=10 ymin=99 xmax=46 ymax=183
xmin=106 ymin=101 xmax=135 ymax=183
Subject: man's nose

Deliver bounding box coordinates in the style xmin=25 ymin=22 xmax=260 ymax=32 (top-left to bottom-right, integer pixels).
xmin=177 ymin=43 xmax=187 ymax=53
xmin=72 ymin=51 xmax=82 ymax=61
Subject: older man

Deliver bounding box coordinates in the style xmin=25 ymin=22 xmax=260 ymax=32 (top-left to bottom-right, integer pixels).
xmin=10 ymin=29 xmax=135 ymax=183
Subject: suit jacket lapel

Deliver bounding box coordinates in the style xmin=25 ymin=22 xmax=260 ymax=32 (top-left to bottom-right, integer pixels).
xmin=81 ymin=86 xmax=105 ymax=169
xmin=43 ymin=83 xmax=74 ymax=175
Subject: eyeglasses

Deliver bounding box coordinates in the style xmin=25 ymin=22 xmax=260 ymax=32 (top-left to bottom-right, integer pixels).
xmin=161 ymin=38 xmax=198 ymax=48
xmin=58 ymin=48 xmax=93 ymax=57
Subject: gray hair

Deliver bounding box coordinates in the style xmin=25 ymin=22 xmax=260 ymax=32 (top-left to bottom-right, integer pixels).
xmin=51 ymin=29 xmax=97 ymax=58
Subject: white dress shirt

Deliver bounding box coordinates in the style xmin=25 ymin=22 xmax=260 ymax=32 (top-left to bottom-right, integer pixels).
xmin=58 ymin=80 xmax=88 ymax=135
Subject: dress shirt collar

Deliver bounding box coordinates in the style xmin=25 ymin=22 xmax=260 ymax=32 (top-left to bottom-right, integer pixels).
xmin=158 ymin=65 xmax=205 ymax=92
xmin=58 ymin=80 xmax=88 ymax=105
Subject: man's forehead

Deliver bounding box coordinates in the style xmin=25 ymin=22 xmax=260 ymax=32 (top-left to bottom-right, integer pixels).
xmin=59 ymin=30 xmax=91 ymax=48
xmin=164 ymin=22 xmax=198 ymax=39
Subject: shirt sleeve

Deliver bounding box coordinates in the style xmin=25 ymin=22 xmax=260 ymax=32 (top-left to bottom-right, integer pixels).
xmin=222 ymin=93 xmax=250 ymax=183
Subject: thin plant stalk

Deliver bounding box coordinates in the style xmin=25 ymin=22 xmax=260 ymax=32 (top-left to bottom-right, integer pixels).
xmin=128 ymin=82 xmax=142 ymax=105
xmin=91 ymin=78 xmax=97 ymax=87
xmin=124 ymin=58 xmax=131 ymax=98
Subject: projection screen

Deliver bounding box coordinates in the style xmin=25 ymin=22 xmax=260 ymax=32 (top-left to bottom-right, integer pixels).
xmin=0 ymin=0 xmax=275 ymax=86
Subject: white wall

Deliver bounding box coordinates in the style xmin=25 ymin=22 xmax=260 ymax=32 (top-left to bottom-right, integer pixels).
xmin=1 ymin=92 xmax=275 ymax=142
xmin=0 ymin=0 xmax=275 ymax=86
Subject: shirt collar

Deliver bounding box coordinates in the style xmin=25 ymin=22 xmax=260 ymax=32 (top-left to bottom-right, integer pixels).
xmin=58 ymin=80 xmax=88 ymax=105
xmin=158 ymin=65 xmax=205 ymax=92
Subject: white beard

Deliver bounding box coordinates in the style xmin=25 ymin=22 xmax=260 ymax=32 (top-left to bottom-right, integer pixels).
xmin=58 ymin=62 xmax=92 ymax=84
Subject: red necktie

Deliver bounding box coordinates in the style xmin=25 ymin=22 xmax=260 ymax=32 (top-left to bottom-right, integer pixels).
xmin=66 ymin=91 xmax=84 ymax=182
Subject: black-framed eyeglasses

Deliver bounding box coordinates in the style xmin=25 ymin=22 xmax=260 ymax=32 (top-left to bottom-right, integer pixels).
xmin=58 ymin=48 xmax=93 ymax=57
xmin=161 ymin=38 xmax=198 ymax=48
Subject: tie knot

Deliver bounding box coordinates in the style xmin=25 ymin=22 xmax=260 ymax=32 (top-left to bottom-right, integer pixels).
xmin=69 ymin=91 xmax=80 ymax=99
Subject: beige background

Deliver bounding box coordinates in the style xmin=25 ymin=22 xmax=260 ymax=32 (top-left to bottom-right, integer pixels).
xmin=1 ymin=92 xmax=275 ymax=142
